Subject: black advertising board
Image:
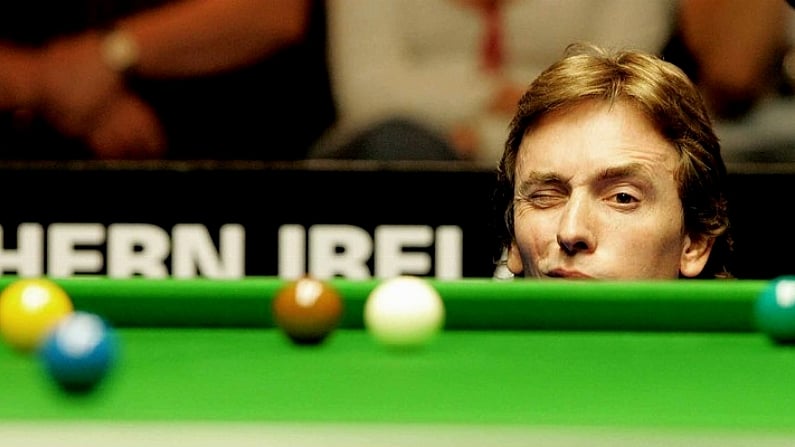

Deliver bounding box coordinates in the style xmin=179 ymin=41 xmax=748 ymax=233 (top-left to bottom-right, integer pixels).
xmin=0 ymin=160 xmax=499 ymax=280
xmin=0 ymin=160 xmax=791 ymax=280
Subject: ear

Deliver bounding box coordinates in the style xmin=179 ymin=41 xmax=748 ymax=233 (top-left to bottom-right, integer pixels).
xmin=679 ymin=234 xmax=715 ymax=278
xmin=506 ymin=241 xmax=524 ymax=276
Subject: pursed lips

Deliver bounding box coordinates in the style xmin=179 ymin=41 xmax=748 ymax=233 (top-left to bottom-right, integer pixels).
xmin=546 ymin=269 xmax=593 ymax=279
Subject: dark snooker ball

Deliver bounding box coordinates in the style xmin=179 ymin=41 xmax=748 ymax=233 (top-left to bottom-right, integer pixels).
xmin=755 ymin=276 xmax=795 ymax=343
xmin=272 ymin=277 xmax=343 ymax=345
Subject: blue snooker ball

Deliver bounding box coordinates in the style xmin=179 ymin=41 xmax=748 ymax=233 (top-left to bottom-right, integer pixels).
xmin=40 ymin=311 xmax=117 ymax=392
xmin=754 ymin=276 xmax=795 ymax=343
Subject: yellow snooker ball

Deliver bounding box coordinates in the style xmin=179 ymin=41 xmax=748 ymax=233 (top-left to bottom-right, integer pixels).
xmin=0 ymin=278 xmax=74 ymax=352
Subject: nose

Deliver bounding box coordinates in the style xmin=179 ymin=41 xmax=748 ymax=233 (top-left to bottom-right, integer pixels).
xmin=556 ymin=195 xmax=596 ymax=255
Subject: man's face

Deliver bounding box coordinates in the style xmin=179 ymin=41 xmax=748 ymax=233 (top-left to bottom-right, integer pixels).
xmin=507 ymin=100 xmax=711 ymax=279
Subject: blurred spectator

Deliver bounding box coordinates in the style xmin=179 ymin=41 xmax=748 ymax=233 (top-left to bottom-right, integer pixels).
xmin=0 ymin=0 xmax=336 ymax=161
xmin=663 ymin=0 xmax=795 ymax=162
xmin=312 ymin=0 xmax=677 ymax=164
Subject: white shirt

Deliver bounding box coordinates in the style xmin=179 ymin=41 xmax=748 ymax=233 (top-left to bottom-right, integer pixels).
xmin=327 ymin=0 xmax=677 ymax=163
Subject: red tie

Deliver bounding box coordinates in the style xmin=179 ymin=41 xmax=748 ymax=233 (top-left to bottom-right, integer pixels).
xmin=481 ymin=2 xmax=503 ymax=73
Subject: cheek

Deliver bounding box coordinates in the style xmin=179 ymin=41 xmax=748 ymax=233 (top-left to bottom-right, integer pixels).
xmin=513 ymin=211 xmax=555 ymax=252
xmin=622 ymin=216 xmax=687 ymax=262
xmin=652 ymin=209 xmax=687 ymax=249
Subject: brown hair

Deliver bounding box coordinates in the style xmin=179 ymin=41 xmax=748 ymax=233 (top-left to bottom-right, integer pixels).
xmin=493 ymin=43 xmax=732 ymax=278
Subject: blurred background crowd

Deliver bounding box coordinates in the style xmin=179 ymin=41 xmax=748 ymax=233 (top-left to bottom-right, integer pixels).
xmin=1 ymin=0 xmax=793 ymax=165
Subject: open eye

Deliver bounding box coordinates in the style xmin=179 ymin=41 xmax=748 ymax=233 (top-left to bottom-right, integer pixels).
xmin=613 ymin=192 xmax=638 ymax=204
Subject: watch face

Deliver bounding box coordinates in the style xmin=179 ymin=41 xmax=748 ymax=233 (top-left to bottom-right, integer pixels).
xmin=101 ymin=29 xmax=139 ymax=73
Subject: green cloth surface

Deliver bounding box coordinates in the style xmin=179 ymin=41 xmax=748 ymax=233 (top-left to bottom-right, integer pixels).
xmin=3 ymin=327 xmax=795 ymax=436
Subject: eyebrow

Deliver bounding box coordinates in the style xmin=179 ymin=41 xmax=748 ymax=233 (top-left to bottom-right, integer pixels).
xmin=596 ymin=163 xmax=650 ymax=183
xmin=515 ymin=171 xmax=565 ymax=197
xmin=516 ymin=162 xmax=652 ymax=195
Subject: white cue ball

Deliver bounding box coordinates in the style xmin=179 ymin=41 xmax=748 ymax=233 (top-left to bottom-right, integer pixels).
xmin=364 ymin=276 xmax=445 ymax=349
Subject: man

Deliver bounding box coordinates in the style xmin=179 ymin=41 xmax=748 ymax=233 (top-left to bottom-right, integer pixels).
xmin=493 ymin=43 xmax=732 ymax=279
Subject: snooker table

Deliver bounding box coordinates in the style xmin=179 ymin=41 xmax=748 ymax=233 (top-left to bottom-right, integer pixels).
xmin=2 ymin=276 xmax=795 ymax=446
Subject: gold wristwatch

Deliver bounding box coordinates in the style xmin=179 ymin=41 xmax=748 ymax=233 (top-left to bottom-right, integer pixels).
xmin=100 ymin=29 xmax=140 ymax=74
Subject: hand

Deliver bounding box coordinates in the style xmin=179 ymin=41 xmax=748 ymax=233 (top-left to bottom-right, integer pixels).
xmin=37 ymin=32 xmax=126 ymax=138
xmin=33 ymin=31 xmax=168 ymax=159
xmin=0 ymin=43 xmax=40 ymax=110
xmin=448 ymin=123 xmax=481 ymax=160
xmin=86 ymin=93 xmax=167 ymax=160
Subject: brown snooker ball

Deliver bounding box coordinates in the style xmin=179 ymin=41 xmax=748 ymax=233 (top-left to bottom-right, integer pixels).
xmin=272 ymin=277 xmax=343 ymax=345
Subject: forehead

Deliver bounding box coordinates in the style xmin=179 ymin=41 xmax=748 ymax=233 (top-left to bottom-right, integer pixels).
xmin=515 ymin=100 xmax=678 ymax=180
